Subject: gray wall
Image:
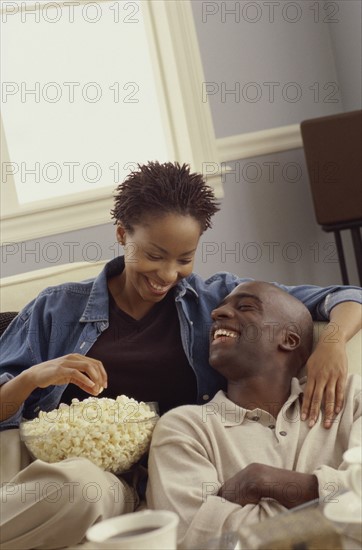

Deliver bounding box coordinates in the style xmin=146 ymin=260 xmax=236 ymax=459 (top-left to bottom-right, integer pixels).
xmin=327 ymin=0 xmax=362 ymax=112
xmin=191 ymin=0 xmax=360 ymax=286
xmin=1 ymin=0 xmax=361 ymax=286
xmin=192 ymin=0 xmax=344 ymax=136
xmin=194 ymin=149 xmax=346 ymax=286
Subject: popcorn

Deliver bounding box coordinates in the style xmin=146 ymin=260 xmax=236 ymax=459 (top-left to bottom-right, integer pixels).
xmin=20 ymin=395 xmax=158 ymax=473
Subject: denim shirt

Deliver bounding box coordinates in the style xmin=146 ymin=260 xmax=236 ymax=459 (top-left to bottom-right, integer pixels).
xmin=1 ymin=256 xmax=361 ymax=430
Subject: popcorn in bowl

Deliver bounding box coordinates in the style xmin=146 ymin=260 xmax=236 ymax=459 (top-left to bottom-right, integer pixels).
xmin=20 ymin=395 xmax=159 ymax=474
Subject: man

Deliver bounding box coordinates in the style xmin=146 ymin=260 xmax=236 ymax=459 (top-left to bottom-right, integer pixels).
xmin=146 ymin=281 xmax=361 ymax=549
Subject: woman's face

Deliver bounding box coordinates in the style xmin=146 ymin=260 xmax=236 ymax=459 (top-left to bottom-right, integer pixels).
xmin=117 ymin=213 xmax=202 ymax=306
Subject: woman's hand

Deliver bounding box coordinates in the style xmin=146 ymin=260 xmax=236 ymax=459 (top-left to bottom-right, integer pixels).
xmin=301 ymin=300 xmax=362 ymax=429
xmin=0 ymin=354 xmax=108 ymax=422
xmin=301 ymin=338 xmax=348 ymax=429
xmin=28 ymin=353 xmax=108 ymax=395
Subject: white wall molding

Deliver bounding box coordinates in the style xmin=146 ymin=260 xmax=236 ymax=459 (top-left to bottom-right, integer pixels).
xmin=1 ymin=188 xmax=114 ymax=243
xmin=217 ymin=124 xmax=303 ymax=163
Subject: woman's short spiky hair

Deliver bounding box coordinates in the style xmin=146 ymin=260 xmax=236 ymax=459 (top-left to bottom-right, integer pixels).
xmin=111 ymin=161 xmax=220 ymax=233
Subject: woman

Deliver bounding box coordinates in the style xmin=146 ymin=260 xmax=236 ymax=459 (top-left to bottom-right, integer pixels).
xmin=0 ymin=161 xmax=361 ymax=549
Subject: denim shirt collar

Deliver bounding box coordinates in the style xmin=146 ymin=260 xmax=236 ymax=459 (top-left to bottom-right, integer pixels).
xmin=79 ymin=264 xmax=110 ymax=323
xmin=175 ymin=276 xmax=199 ymax=300
xmin=79 ymin=256 xmax=199 ymax=323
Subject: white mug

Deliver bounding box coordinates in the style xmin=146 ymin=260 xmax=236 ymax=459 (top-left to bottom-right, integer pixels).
xmin=86 ymin=510 xmax=179 ymax=549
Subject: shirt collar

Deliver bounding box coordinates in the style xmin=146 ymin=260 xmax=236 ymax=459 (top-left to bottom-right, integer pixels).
xmin=209 ymin=378 xmax=305 ymax=427
xmin=79 ymin=257 xmax=123 ymax=323
xmin=175 ymin=275 xmax=199 ymax=300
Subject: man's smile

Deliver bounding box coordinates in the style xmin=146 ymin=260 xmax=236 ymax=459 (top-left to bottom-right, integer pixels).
xmin=211 ymin=324 xmax=241 ymax=345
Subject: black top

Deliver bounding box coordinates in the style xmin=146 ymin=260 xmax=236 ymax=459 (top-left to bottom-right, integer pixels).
xmin=61 ymin=290 xmax=197 ymax=414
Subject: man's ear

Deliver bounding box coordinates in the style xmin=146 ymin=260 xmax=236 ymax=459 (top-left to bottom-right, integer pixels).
xmin=279 ymin=329 xmax=301 ymax=352
xmin=116 ymin=223 xmax=126 ymax=246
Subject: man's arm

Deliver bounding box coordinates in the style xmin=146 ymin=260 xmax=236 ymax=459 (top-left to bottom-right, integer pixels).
xmin=312 ymin=374 xmax=362 ymax=502
xmin=219 ymin=463 xmax=319 ymax=509
xmin=220 ymin=374 xmax=362 ymax=511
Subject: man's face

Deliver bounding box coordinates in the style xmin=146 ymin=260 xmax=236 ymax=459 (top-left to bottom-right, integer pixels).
xmin=209 ymin=282 xmax=285 ymax=380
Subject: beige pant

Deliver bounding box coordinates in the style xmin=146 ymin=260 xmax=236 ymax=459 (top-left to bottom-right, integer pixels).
xmin=0 ymin=430 xmax=137 ymax=549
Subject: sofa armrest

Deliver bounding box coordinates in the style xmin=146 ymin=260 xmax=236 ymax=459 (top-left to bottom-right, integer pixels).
xmin=0 ymin=261 xmax=107 ymax=312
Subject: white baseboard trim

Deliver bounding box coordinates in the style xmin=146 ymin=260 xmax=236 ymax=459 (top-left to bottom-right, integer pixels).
xmin=217 ymin=124 xmax=303 ymax=163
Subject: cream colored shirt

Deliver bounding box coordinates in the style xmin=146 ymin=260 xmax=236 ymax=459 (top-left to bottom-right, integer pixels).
xmin=146 ymin=375 xmax=361 ymax=549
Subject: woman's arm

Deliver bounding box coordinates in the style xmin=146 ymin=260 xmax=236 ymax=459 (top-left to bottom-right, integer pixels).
xmin=301 ymin=301 xmax=362 ymax=428
xmin=0 ymin=354 xmax=107 ymax=422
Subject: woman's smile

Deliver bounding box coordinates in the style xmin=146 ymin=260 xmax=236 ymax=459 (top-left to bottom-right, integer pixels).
xmin=144 ymin=276 xmax=174 ymax=296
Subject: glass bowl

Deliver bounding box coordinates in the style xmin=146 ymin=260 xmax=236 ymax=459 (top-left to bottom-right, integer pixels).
xmin=20 ymin=397 xmax=159 ymax=474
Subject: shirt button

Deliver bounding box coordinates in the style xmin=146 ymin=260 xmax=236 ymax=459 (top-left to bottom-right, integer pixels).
xmin=251 ymin=416 xmax=260 ymax=421
xmin=268 ymin=424 xmax=275 ymax=429
xmin=279 ymin=431 xmax=287 ymax=436
xmin=202 ymin=394 xmax=210 ymax=401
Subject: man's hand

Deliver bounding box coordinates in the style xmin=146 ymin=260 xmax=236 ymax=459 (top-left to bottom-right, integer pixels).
xmin=218 ymin=463 xmax=265 ymax=506
xmin=219 ymin=463 xmax=319 ymax=509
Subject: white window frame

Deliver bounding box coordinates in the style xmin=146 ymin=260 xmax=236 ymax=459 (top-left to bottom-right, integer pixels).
xmin=0 ymin=0 xmax=222 ymax=244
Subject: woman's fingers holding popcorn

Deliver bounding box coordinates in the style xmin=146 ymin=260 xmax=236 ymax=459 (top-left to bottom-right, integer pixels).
xmin=28 ymin=354 xmax=108 ymax=394
xmin=66 ymin=355 xmax=108 ymax=394
xmin=67 ymin=368 xmax=103 ymax=395
xmin=59 ymin=354 xmax=108 ymax=394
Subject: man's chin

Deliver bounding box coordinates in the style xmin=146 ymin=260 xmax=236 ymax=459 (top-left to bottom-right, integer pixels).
xmin=209 ymin=353 xmax=228 ymax=373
